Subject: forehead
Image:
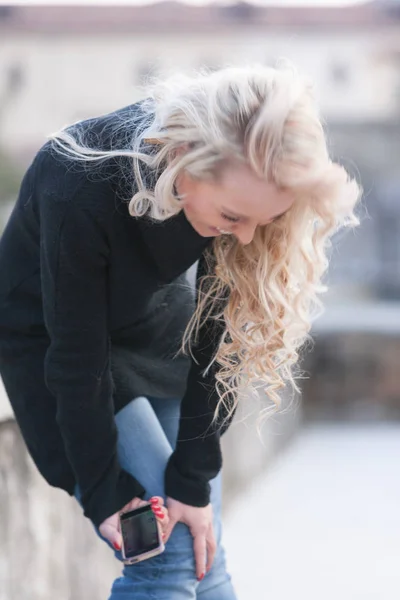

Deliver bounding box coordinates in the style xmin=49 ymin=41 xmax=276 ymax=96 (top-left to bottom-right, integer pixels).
xmin=214 ymin=163 xmax=295 ymax=219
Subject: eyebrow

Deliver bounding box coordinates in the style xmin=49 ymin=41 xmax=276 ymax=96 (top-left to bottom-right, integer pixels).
xmin=221 ymin=206 xmax=288 ymax=221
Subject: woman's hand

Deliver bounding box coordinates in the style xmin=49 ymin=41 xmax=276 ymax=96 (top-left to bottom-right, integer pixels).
xmin=99 ymin=496 xmax=169 ymax=551
xmin=164 ymin=497 xmax=216 ymax=581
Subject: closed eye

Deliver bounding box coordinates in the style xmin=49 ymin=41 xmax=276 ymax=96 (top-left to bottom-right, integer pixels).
xmin=221 ymin=213 xmax=240 ymax=223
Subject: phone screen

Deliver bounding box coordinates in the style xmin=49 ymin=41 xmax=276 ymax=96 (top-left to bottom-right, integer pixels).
xmin=120 ymin=505 xmax=160 ymax=559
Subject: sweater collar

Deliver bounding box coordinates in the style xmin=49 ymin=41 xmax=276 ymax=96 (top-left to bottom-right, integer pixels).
xmin=116 ymin=106 xmax=213 ymax=281
xmin=135 ymin=208 xmax=212 ymax=282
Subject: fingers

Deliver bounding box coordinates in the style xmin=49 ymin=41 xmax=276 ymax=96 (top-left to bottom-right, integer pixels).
xmin=122 ymin=496 xmax=143 ymax=513
xmin=99 ymin=520 xmax=122 ymax=551
xmin=193 ymin=527 xmax=216 ymax=581
xmin=193 ymin=533 xmax=207 ymax=582
xmin=205 ymin=524 xmax=217 ymax=573
xmin=150 ymin=497 xmax=168 ymax=522
xmin=149 ymin=495 xmax=164 ymax=507
xmin=151 ymin=504 xmax=169 ymax=528
xmin=163 ymin=511 xmax=178 ymax=544
xmin=147 ymin=497 xmax=170 ymax=543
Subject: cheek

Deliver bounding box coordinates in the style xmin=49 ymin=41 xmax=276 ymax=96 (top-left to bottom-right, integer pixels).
xmin=185 ymin=196 xmax=213 ymax=222
xmin=183 ymin=198 xmax=197 ymax=217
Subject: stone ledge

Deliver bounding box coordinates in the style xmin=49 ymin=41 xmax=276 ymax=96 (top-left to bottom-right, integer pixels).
xmin=0 ymin=377 xmax=14 ymax=422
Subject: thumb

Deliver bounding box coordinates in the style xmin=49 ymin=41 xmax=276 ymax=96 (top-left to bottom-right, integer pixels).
xmin=113 ymin=530 xmax=123 ymax=551
xmin=163 ymin=514 xmax=178 ymax=544
xmin=100 ymin=522 xmax=123 ymax=551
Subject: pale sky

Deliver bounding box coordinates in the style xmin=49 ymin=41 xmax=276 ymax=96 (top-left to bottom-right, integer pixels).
xmin=0 ymin=0 xmax=369 ymax=6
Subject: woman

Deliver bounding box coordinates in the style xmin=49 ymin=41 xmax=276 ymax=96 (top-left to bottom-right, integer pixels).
xmin=0 ymin=64 xmax=360 ymax=598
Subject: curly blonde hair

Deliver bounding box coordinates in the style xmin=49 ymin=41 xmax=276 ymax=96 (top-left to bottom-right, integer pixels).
xmin=49 ymin=63 xmax=361 ymax=427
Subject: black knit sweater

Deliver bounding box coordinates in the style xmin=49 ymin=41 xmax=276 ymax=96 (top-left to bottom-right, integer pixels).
xmin=0 ymin=102 xmax=233 ymax=527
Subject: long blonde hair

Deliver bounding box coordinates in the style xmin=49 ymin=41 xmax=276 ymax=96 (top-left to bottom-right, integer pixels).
xmin=49 ymin=63 xmax=361 ymax=427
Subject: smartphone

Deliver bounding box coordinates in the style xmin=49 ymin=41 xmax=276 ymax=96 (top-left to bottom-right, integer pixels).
xmin=119 ymin=503 xmax=165 ymax=565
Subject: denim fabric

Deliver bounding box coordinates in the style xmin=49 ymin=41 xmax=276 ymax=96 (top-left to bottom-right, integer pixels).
xmin=75 ymin=396 xmax=237 ymax=599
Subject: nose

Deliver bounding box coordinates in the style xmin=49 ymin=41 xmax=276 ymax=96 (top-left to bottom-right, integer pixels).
xmin=234 ymin=222 xmax=257 ymax=245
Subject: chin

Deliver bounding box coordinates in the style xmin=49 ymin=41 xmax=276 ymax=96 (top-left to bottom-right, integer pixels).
xmin=202 ymin=228 xmax=218 ymax=238
xmin=194 ymin=222 xmax=217 ymax=238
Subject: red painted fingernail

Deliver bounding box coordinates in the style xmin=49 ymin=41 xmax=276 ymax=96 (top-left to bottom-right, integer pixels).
xmin=156 ymin=512 xmax=165 ymax=519
xmin=150 ymin=497 xmax=159 ymax=503
xmin=198 ymin=573 xmax=205 ymax=581
xmin=113 ymin=542 xmax=121 ymax=551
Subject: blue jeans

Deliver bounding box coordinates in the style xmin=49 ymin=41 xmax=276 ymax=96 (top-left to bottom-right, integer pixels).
xmin=75 ymin=396 xmax=237 ymax=600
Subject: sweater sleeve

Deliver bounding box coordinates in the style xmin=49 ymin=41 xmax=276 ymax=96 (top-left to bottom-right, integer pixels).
xmin=40 ymin=195 xmax=146 ymax=528
xmin=165 ymin=251 xmax=235 ymax=506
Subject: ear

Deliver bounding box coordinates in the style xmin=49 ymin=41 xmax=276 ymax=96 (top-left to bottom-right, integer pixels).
xmin=168 ymin=144 xmax=191 ymax=165
xmin=173 ymin=143 xmax=190 ymax=156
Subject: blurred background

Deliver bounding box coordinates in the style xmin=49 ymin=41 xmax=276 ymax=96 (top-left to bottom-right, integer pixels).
xmin=0 ymin=1 xmax=399 ymax=598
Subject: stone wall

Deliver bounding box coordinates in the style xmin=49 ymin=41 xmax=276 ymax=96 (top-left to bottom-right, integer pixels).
xmin=0 ymin=386 xmax=301 ymax=600
xmin=0 ymin=419 xmax=121 ymax=600
xmin=302 ymin=330 xmax=400 ymax=422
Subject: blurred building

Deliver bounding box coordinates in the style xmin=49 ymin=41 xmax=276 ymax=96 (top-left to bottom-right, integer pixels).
xmin=0 ymin=1 xmax=399 ymax=156
xmin=1 ymin=2 xmax=400 ymax=298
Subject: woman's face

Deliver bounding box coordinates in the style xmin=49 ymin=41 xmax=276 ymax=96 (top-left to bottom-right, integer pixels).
xmin=176 ymin=161 xmax=295 ymax=245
